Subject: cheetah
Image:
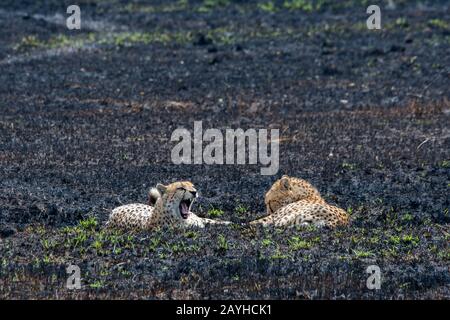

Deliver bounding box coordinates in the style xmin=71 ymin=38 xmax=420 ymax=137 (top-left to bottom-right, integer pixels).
xmin=107 ymin=181 xmax=231 ymax=230
xmin=250 ymin=175 xmax=349 ymax=228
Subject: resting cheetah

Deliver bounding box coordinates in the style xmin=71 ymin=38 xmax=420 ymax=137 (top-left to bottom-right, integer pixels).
xmin=107 ymin=181 xmax=231 ymax=230
xmin=250 ymin=175 xmax=349 ymax=228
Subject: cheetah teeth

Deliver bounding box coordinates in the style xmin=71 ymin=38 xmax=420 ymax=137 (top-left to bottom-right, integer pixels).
xmin=179 ymin=199 xmax=191 ymax=219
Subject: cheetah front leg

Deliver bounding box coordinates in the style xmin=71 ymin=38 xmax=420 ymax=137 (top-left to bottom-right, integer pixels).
xmin=273 ymin=210 xmax=328 ymax=228
xmin=201 ymin=217 xmax=232 ymax=226
xmin=249 ymin=214 xmax=276 ymax=227
xmin=250 ymin=203 xmax=329 ymax=228
xmin=249 ymin=207 xmax=306 ymax=228
xmin=186 ymin=215 xmax=231 ymax=228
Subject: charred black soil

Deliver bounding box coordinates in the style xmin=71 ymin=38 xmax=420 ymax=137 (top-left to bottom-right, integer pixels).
xmin=0 ymin=0 xmax=449 ymax=299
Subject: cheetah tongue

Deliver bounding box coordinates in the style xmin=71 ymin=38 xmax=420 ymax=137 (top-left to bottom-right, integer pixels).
xmin=180 ymin=201 xmax=190 ymax=219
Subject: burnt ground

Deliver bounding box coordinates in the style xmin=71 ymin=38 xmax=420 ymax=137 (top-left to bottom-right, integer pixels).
xmin=0 ymin=0 xmax=449 ymax=299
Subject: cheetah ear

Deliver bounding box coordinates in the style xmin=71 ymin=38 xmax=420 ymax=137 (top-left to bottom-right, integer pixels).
xmin=280 ymin=176 xmax=290 ymax=190
xmin=156 ymin=183 xmax=167 ymax=195
xmin=148 ymin=188 xmax=161 ymax=205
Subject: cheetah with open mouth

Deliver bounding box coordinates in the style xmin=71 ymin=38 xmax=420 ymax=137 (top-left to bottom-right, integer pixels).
xmin=107 ymin=181 xmax=231 ymax=230
xmin=250 ymin=175 xmax=349 ymax=228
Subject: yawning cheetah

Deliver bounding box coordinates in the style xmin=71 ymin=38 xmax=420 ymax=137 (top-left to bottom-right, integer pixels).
xmin=107 ymin=181 xmax=231 ymax=230
xmin=250 ymin=175 xmax=349 ymax=228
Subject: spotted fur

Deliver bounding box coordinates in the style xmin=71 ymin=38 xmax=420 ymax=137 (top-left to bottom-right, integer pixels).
xmin=107 ymin=181 xmax=231 ymax=230
xmin=251 ymin=175 xmax=349 ymax=228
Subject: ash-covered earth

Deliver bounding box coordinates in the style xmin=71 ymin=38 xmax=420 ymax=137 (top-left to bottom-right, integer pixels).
xmin=0 ymin=0 xmax=449 ymax=299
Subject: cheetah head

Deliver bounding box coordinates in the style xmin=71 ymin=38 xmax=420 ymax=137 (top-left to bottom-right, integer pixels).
xmin=265 ymin=175 xmax=323 ymax=215
xmin=156 ymin=181 xmax=198 ymax=220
